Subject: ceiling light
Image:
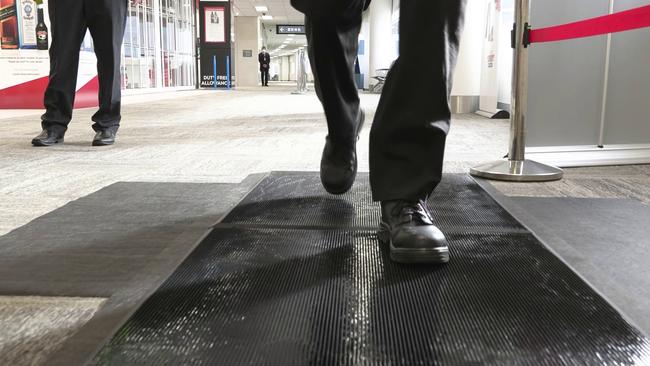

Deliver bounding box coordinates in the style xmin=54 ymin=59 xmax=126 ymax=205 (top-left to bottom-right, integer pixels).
xmin=255 ymin=5 xmax=268 ymax=12
xmin=261 ymin=15 xmax=273 ymax=20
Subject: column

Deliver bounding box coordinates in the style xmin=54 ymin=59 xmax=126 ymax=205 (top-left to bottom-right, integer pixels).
xmin=368 ymin=0 xmax=394 ymax=79
xmin=234 ymin=16 xmax=261 ymax=87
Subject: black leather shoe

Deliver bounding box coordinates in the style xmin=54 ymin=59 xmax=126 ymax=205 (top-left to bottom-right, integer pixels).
xmin=92 ymin=129 xmax=116 ymax=146
xmin=320 ymin=111 xmax=365 ymax=194
xmin=378 ymin=199 xmax=449 ymax=264
xmin=31 ymin=129 xmax=64 ymax=146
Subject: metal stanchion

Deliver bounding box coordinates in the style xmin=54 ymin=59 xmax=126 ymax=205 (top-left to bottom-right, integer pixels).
xmin=292 ymin=48 xmax=308 ymax=95
xmin=470 ymin=0 xmax=563 ymax=182
xmin=598 ymin=0 xmax=615 ymax=148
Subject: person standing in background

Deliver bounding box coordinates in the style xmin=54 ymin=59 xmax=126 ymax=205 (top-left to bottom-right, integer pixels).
xmin=258 ymin=46 xmax=270 ymax=87
xmin=32 ymin=0 xmax=140 ymax=147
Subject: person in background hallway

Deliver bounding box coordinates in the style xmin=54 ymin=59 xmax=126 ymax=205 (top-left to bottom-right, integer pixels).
xmin=292 ymin=0 xmax=466 ymax=264
xmin=32 ymin=0 xmax=140 ymax=147
xmin=259 ymin=47 xmax=270 ymax=87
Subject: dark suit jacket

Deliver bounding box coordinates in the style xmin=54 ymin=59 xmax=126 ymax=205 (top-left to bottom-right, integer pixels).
xmin=258 ymin=52 xmax=270 ymax=71
xmin=291 ymin=0 xmax=370 ymax=16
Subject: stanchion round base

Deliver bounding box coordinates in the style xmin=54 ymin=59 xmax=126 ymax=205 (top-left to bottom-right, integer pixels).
xmin=470 ymin=159 xmax=563 ymax=182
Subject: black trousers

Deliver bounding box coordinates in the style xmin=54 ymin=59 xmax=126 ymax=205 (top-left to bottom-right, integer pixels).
xmin=261 ymin=69 xmax=269 ymax=86
xmin=303 ymin=0 xmax=466 ymax=201
xmin=41 ymin=0 xmax=127 ymax=134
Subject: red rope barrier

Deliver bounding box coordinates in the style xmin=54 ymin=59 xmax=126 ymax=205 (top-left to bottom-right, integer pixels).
xmin=529 ymin=4 xmax=650 ymax=44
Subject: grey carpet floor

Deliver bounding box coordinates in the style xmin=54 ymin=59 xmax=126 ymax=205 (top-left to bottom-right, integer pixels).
xmin=0 ymin=177 xmax=262 ymax=366
xmin=478 ymin=180 xmax=650 ymax=337
xmin=0 ymin=296 xmax=105 ymax=366
xmin=509 ymin=197 xmax=650 ymax=336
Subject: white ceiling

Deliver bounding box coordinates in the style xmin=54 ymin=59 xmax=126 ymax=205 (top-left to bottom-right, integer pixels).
xmin=232 ymin=0 xmax=304 ymax=23
xmin=232 ymin=0 xmax=307 ymax=57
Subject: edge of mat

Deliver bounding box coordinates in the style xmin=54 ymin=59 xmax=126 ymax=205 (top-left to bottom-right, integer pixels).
xmin=46 ymin=173 xmax=271 ymax=366
xmin=473 ymin=176 xmax=649 ymax=338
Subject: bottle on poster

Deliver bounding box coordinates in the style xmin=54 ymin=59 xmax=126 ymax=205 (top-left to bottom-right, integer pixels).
xmin=35 ymin=2 xmax=47 ymax=50
xmin=0 ymin=0 xmax=19 ymax=49
xmin=17 ymin=0 xmax=36 ymax=48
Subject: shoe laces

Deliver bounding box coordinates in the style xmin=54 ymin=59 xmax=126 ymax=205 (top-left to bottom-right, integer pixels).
xmin=392 ymin=199 xmax=433 ymax=225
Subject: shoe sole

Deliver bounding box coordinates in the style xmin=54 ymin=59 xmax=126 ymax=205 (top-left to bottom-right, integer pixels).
xmin=378 ymin=223 xmax=450 ymax=264
xmin=321 ymin=111 xmax=366 ymax=195
xmin=32 ymin=138 xmax=64 ymax=147
xmin=92 ymin=140 xmax=115 ymax=146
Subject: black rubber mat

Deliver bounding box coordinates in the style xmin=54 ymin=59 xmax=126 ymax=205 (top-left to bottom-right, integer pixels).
xmin=94 ymin=173 xmax=650 ymax=365
xmin=222 ymin=172 xmax=526 ymax=231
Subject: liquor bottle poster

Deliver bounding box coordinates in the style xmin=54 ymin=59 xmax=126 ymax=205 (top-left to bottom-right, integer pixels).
xmin=0 ymin=0 xmax=98 ymax=109
xmin=1 ymin=0 xmax=20 ymax=49
xmin=203 ymin=6 xmax=225 ymax=43
xmin=198 ymin=0 xmax=232 ymax=88
xmin=18 ymin=0 xmax=37 ymax=49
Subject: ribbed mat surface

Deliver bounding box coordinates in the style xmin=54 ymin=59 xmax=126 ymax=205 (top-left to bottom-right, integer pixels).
xmin=222 ymin=173 xmax=526 ymax=231
xmin=94 ymin=173 xmax=650 ymax=365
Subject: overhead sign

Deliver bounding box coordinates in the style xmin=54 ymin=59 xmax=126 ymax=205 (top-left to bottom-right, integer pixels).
xmin=277 ymin=25 xmax=305 ymax=35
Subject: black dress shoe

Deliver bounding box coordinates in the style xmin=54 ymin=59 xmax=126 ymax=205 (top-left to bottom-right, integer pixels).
xmin=92 ymin=129 xmax=116 ymax=146
xmin=31 ymin=129 xmax=64 ymax=146
xmin=320 ymin=111 xmax=365 ymax=194
xmin=379 ymin=199 xmax=449 ymax=264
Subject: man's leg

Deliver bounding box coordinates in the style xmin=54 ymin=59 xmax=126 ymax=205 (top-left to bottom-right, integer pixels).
xmin=86 ymin=0 xmax=127 ymax=144
xmin=35 ymin=0 xmax=87 ymax=145
xmin=304 ymin=0 xmax=365 ymax=194
xmin=370 ymin=0 xmax=466 ymax=201
xmin=370 ymin=0 xmax=466 ymax=263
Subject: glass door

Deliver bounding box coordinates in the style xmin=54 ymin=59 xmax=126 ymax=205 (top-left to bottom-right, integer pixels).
xmin=121 ymin=0 xmax=195 ymax=90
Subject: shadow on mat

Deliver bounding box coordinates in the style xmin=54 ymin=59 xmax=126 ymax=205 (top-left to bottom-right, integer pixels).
xmin=224 ymin=195 xmax=379 ymax=227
